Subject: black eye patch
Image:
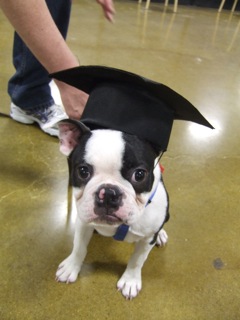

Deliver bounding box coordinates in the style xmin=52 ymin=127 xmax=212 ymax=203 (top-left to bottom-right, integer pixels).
xmin=124 ymin=166 xmax=153 ymax=194
xmin=121 ymin=133 xmax=157 ymax=194
xmin=76 ymin=163 xmax=93 ymax=183
xmin=68 ymin=132 xmax=93 ymax=188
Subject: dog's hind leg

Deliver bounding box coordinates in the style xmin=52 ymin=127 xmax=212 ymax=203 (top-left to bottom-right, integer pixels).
xmin=155 ymin=228 xmax=168 ymax=247
xmin=56 ymin=219 xmax=94 ymax=283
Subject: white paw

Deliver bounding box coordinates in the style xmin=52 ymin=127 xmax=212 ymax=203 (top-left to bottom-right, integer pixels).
xmin=156 ymin=228 xmax=168 ymax=247
xmin=56 ymin=255 xmax=81 ymax=283
xmin=117 ymin=273 xmax=142 ymax=300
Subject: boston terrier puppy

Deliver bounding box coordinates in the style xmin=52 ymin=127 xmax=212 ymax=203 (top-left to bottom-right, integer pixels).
xmin=51 ymin=65 xmax=213 ymax=300
xmin=56 ymin=120 xmax=169 ymax=300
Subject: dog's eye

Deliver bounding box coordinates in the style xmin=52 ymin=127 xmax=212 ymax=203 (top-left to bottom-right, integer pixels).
xmin=77 ymin=165 xmax=92 ymax=181
xmin=132 ymin=169 xmax=147 ymax=183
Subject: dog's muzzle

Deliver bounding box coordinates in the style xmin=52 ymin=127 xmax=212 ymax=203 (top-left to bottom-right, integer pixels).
xmin=94 ymin=184 xmax=124 ymax=220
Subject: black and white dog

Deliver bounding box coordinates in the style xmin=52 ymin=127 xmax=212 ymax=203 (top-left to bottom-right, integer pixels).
xmin=51 ymin=65 xmax=213 ymax=300
xmin=56 ymin=119 xmax=169 ymax=300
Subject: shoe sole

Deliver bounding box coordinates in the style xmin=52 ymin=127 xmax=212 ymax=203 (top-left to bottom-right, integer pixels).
xmin=10 ymin=111 xmax=34 ymax=124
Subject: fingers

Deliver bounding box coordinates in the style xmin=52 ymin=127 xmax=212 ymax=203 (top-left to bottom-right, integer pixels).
xmin=97 ymin=0 xmax=116 ymax=22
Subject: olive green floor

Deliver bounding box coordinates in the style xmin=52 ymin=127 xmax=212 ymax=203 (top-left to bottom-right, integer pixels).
xmin=0 ymin=1 xmax=239 ymax=319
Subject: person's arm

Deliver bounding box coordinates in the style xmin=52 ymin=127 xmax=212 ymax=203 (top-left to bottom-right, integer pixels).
xmin=0 ymin=0 xmax=79 ymax=72
xmin=0 ymin=0 xmax=115 ymax=119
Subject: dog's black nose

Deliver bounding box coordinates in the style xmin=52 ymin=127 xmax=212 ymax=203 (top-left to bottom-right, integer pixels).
xmin=95 ymin=184 xmax=123 ymax=210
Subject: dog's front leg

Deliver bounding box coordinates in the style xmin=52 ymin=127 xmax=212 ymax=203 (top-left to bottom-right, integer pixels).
xmin=56 ymin=218 xmax=94 ymax=283
xmin=117 ymin=239 xmax=154 ymax=300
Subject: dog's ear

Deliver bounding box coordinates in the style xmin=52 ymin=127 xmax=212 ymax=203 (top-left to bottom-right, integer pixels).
xmin=58 ymin=119 xmax=90 ymax=156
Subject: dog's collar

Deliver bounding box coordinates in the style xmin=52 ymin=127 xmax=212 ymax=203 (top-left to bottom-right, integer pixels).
xmin=145 ymin=181 xmax=159 ymax=207
xmin=113 ymin=182 xmax=159 ymax=241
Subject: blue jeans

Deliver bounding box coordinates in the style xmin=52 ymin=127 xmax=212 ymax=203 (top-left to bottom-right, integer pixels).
xmin=8 ymin=0 xmax=72 ymax=110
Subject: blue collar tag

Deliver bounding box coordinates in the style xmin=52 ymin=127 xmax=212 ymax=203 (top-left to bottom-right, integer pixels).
xmin=113 ymin=224 xmax=129 ymax=241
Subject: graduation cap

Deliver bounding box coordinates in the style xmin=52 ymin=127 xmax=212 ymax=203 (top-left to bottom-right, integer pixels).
xmin=51 ymin=66 xmax=214 ymax=152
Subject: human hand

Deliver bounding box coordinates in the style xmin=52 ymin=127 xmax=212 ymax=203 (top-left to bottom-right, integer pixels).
xmin=96 ymin=0 xmax=115 ymax=22
xmin=55 ymin=79 xmax=89 ymax=120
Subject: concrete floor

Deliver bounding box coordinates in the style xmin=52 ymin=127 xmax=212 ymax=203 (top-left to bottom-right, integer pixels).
xmin=0 ymin=1 xmax=240 ymax=319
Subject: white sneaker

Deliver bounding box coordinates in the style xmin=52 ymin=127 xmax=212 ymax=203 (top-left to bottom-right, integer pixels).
xmin=10 ymin=102 xmax=68 ymax=136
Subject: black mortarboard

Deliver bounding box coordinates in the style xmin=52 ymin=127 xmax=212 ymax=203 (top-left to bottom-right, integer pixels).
xmin=51 ymin=66 xmax=213 ymax=152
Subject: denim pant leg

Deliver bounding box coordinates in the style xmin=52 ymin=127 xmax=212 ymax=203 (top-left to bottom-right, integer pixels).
xmin=8 ymin=0 xmax=72 ymax=111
